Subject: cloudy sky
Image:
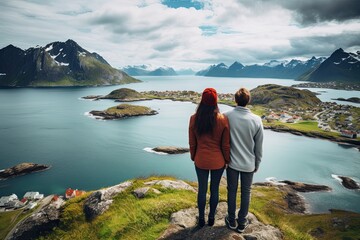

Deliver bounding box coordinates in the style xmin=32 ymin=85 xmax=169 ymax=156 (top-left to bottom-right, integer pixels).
xmin=1 ymin=0 xmax=360 ymax=70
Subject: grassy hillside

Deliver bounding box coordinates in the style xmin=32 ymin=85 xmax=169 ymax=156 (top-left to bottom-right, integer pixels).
xmin=24 ymin=176 xmax=360 ymax=240
xmin=103 ymin=88 xmax=147 ymax=100
xmin=250 ymin=84 xmax=321 ymax=108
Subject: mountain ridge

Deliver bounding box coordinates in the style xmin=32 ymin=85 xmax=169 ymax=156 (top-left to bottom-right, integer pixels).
xmin=196 ymin=56 xmax=326 ymax=79
xmin=297 ymin=48 xmax=360 ymax=83
xmin=121 ymin=64 xmax=178 ymax=76
xmin=0 ymin=39 xmax=140 ymax=87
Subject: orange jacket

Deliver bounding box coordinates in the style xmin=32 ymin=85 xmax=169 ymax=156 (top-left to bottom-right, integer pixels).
xmin=188 ymin=113 xmax=230 ymax=170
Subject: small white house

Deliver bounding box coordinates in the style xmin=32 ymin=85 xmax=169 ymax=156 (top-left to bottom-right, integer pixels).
xmin=341 ymin=130 xmax=357 ymax=139
xmin=0 ymin=194 xmax=18 ymax=207
xmin=23 ymin=192 xmax=44 ymax=200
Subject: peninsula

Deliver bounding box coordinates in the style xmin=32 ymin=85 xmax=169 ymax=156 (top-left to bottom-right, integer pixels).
xmin=332 ymin=97 xmax=360 ymax=104
xmin=0 ymin=162 xmax=50 ymax=180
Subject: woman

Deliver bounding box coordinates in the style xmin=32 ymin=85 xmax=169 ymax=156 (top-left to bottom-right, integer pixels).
xmin=189 ymin=88 xmax=230 ymax=227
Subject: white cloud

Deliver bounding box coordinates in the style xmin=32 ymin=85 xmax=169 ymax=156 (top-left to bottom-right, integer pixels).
xmin=0 ymin=0 xmax=359 ymax=71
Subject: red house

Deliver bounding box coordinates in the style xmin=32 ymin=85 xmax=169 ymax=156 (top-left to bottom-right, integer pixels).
xmin=65 ymin=188 xmax=85 ymax=199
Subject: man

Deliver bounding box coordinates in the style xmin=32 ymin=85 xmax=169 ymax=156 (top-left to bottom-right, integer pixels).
xmin=224 ymin=87 xmax=264 ymax=233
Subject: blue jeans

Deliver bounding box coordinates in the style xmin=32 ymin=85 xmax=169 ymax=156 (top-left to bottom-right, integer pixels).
xmin=195 ymin=166 xmax=224 ymax=220
xmin=226 ymin=167 xmax=254 ymax=224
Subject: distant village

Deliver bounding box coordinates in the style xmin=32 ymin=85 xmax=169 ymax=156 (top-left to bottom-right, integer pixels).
xmin=258 ymin=102 xmax=358 ymax=139
xmin=0 ymin=188 xmax=85 ymax=212
xmin=144 ymin=90 xmax=358 ymax=139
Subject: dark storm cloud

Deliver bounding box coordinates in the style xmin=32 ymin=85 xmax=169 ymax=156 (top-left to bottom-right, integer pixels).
xmin=153 ymin=41 xmax=180 ymax=52
xmin=288 ymin=33 xmax=360 ymax=56
xmin=238 ymin=0 xmax=360 ymax=25
xmin=278 ymin=0 xmax=360 ymax=25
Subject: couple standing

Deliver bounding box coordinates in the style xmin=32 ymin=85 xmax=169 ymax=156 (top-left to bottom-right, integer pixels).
xmin=188 ymin=87 xmax=264 ymax=233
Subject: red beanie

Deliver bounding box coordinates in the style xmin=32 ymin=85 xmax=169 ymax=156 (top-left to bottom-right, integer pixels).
xmin=201 ymin=88 xmax=217 ymax=106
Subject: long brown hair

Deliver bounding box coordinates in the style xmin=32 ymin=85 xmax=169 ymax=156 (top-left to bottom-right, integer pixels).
xmin=194 ymin=102 xmax=218 ymax=136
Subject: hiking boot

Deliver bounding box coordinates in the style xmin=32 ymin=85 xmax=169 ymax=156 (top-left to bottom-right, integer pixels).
xmin=198 ymin=218 xmax=205 ymax=228
xmin=225 ymin=215 xmax=237 ymax=230
xmin=236 ymin=219 xmax=249 ymax=233
xmin=208 ymin=217 xmax=215 ymax=226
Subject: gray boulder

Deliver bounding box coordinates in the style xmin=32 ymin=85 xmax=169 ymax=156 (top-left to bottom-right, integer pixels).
xmin=132 ymin=187 xmax=161 ymax=198
xmin=158 ymin=202 xmax=283 ymax=240
xmin=145 ymin=180 xmax=196 ymax=192
xmin=84 ymin=181 xmax=132 ymax=220
xmin=8 ymin=205 xmax=60 ymax=240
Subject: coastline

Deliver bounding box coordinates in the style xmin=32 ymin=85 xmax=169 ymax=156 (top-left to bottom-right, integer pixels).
xmin=84 ymin=88 xmax=359 ymax=149
xmin=264 ymin=125 xmax=360 ymax=150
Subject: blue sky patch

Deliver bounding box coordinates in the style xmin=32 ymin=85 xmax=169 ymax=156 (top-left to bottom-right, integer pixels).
xmin=199 ymin=25 xmax=217 ymax=36
xmin=162 ymin=0 xmax=204 ymax=10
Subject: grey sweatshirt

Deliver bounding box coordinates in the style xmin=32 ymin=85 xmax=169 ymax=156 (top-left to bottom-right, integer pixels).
xmin=224 ymin=106 xmax=264 ymax=172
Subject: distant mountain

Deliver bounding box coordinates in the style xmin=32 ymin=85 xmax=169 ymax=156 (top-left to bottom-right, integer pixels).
xmin=195 ymin=65 xmax=213 ymax=76
xmin=297 ymin=48 xmax=360 ymax=83
xmin=122 ymin=65 xmax=177 ymax=76
xmin=0 ymin=39 xmax=140 ymax=87
xmin=196 ymin=57 xmax=326 ymax=79
xmin=204 ymin=63 xmax=229 ymax=77
xmin=176 ymin=68 xmax=195 ymax=75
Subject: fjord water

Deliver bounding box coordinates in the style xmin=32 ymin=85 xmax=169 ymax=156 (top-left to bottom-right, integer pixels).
xmin=0 ymin=76 xmax=359 ymax=213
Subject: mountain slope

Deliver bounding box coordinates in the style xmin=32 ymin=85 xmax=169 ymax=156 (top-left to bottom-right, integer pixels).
xmin=298 ymin=48 xmax=360 ymax=83
xmin=0 ymin=39 xmax=140 ymax=87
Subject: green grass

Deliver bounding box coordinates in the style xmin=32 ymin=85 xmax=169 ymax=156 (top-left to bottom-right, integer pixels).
xmin=4 ymin=177 xmax=360 ymax=240
xmin=248 ymin=185 xmax=360 ymax=240
xmin=0 ymin=208 xmax=36 ymax=239
xmin=105 ymin=104 xmax=155 ymax=116
xmin=40 ymin=176 xmax=197 ymax=240
xmin=266 ymin=121 xmax=340 ymax=138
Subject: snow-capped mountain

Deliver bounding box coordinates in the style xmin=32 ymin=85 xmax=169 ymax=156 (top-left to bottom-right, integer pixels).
xmin=196 ymin=57 xmax=326 ymax=79
xmin=0 ymin=39 xmax=139 ymax=87
xmin=121 ymin=65 xmax=177 ymax=76
xmin=298 ymin=48 xmax=360 ymax=83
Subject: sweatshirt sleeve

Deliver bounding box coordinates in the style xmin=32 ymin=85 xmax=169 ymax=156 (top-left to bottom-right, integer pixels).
xmin=254 ymin=120 xmax=264 ymax=169
xmin=221 ymin=116 xmax=231 ymax=164
xmin=188 ymin=116 xmax=197 ymax=161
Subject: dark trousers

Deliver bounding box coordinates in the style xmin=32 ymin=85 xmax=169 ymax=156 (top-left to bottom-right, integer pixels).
xmin=195 ymin=166 xmax=224 ymax=220
xmin=226 ymin=167 xmax=254 ymax=224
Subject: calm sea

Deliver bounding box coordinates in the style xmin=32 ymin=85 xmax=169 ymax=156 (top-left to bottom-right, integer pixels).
xmin=0 ymin=76 xmax=359 ymax=213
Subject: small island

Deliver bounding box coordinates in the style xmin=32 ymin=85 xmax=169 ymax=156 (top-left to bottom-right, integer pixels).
xmin=332 ymin=97 xmax=360 ymax=104
xmin=338 ymin=176 xmax=360 ymax=190
xmin=0 ymin=162 xmax=50 ymax=180
xmin=152 ymin=146 xmax=190 ymax=154
xmin=89 ymin=104 xmax=158 ymax=120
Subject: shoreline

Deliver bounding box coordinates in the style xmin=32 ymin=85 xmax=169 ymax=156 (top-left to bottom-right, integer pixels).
xmin=264 ymin=125 xmax=360 ymax=150
xmin=84 ymin=90 xmax=359 ymax=149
